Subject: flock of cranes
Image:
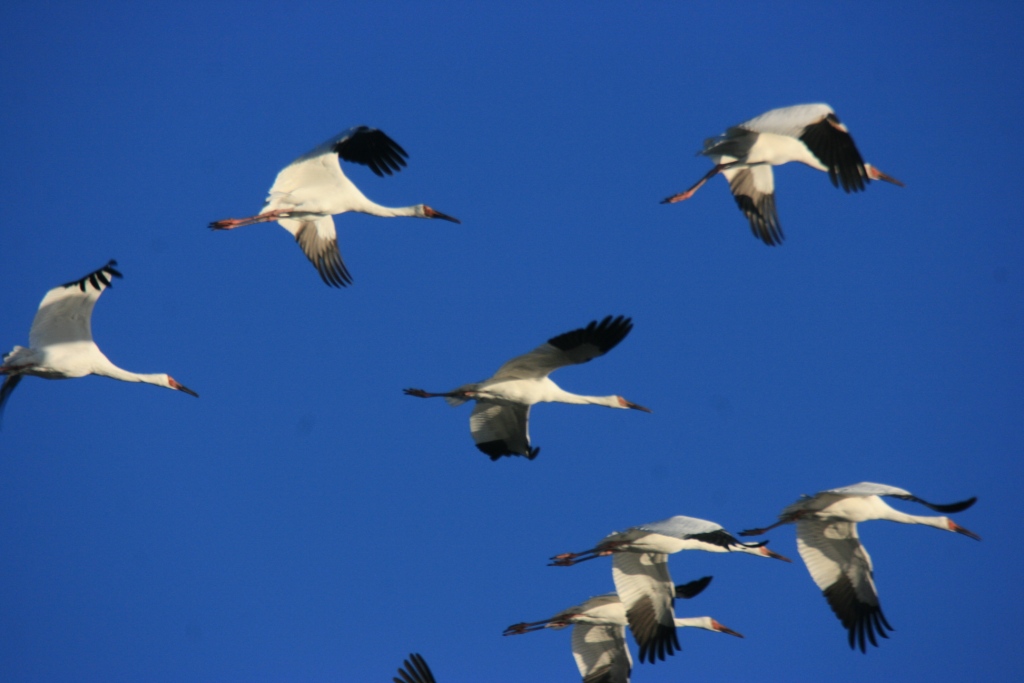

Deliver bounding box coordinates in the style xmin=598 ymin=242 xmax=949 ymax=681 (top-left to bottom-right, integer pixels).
xmin=2 ymin=103 xmax=977 ymax=681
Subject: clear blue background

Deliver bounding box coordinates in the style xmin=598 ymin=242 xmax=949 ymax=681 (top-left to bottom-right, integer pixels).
xmin=1 ymin=2 xmax=1021 ymax=681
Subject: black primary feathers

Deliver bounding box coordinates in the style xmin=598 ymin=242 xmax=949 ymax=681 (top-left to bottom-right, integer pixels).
xmin=548 ymin=315 xmax=633 ymax=359
xmin=799 ymin=114 xmax=868 ymax=193
xmin=393 ymin=652 xmax=435 ymax=683
xmin=61 ymin=259 xmax=123 ymax=293
xmin=334 ymin=127 xmax=409 ymax=177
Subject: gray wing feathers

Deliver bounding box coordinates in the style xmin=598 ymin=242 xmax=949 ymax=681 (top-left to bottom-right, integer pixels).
xmin=573 ymin=624 xmax=631 ymax=683
xmin=637 ymin=515 xmax=723 ymax=539
xmin=289 ymin=216 xmax=353 ymax=287
xmin=724 ymin=165 xmax=782 ymax=246
xmin=612 ymin=552 xmax=679 ymax=663
xmin=469 ymin=402 xmax=533 ymax=456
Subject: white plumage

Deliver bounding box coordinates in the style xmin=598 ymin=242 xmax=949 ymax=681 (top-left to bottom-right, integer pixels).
xmin=0 ymin=261 xmax=198 ymax=422
xmin=551 ymin=515 xmax=787 ymax=663
xmin=662 ymin=103 xmax=903 ymax=245
xmin=742 ymin=482 xmax=980 ymax=652
xmin=404 ymin=316 xmax=650 ymax=461
xmin=211 ymin=126 xmax=459 ymax=287
xmin=503 ymin=577 xmax=740 ymax=683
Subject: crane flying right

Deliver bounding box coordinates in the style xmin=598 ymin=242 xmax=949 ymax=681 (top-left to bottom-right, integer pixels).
xmin=210 ymin=126 xmax=459 ymax=287
xmin=403 ymin=316 xmax=650 ymax=461
xmin=662 ymin=103 xmax=903 ymax=245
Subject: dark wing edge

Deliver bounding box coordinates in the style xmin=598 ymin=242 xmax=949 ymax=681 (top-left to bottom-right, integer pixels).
xmin=294 ymin=223 xmax=353 ymax=287
xmin=60 ymin=260 xmax=123 ymax=293
xmin=728 ymin=172 xmax=783 ymax=246
xmin=688 ymin=529 xmax=758 ymax=551
xmin=393 ymin=653 xmax=436 ymax=683
xmin=823 ymin=575 xmax=894 ymax=653
xmin=627 ymin=594 xmax=680 ymax=664
xmin=799 ymin=115 xmax=868 ymax=193
xmin=674 ymin=576 xmax=713 ymax=600
xmin=475 ymin=440 xmax=540 ymax=461
xmin=893 ymin=494 xmax=978 ymax=514
xmin=333 ymin=127 xmax=409 ymax=177
xmin=547 ymin=316 xmax=633 ymax=360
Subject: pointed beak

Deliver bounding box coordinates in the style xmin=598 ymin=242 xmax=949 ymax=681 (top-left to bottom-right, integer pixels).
xmin=867 ymin=165 xmax=905 ymax=187
xmin=712 ymin=620 xmax=744 ymax=638
xmin=624 ymin=400 xmax=652 ymax=413
xmin=761 ymin=546 xmax=793 ymax=563
xmin=950 ymin=521 xmax=981 ymax=541
xmin=424 ymin=206 xmax=461 ymax=224
xmin=169 ymin=378 xmax=199 ymax=398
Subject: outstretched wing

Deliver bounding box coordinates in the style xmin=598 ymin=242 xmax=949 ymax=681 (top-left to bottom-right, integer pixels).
xmin=723 ymin=166 xmax=782 ymax=246
xmin=492 ymin=316 xmax=633 ymax=380
xmin=737 ymin=103 xmax=869 ymax=193
xmin=674 ymin=576 xmax=713 ymax=600
xmin=612 ymin=551 xmax=679 ymax=664
xmin=29 ymin=260 xmax=122 ymax=349
xmin=332 ymin=126 xmax=409 ymax=177
xmin=572 ymin=623 xmax=632 ymax=683
xmin=796 ymin=518 xmax=892 ymax=652
xmin=393 ymin=653 xmax=436 ymax=683
xmin=469 ymin=402 xmax=538 ymax=460
xmin=278 ymin=216 xmax=353 ymax=287
xmin=820 ymin=482 xmax=977 ymax=515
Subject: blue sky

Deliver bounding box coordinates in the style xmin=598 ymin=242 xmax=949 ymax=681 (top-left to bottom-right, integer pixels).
xmin=1 ymin=2 xmax=1021 ymax=681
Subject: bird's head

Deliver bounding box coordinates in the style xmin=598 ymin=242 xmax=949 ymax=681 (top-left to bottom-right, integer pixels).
xmin=419 ymin=205 xmax=461 ymax=223
xmin=709 ymin=619 xmax=744 ymax=638
xmin=865 ymin=164 xmax=905 ymax=187
xmin=757 ymin=544 xmax=793 ymax=562
xmin=946 ymin=518 xmax=981 ymax=540
xmin=616 ymin=396 xmax=652 ymax=412
xmin=166 ymin=375 xmax=199 ymax=397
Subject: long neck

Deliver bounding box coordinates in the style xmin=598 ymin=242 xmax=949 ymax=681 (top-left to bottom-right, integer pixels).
xmin=93 ymin=356 xmax=167 ymax=387
xmin=880 ymin=507 xmax=950 ymax=530
xmin=673 ymin=617 xmax=714 ymax=631
xmin=358 ymin=198 xmax=422 ymax=219
xmin=547 ymin=386 xmax=621 ymax=407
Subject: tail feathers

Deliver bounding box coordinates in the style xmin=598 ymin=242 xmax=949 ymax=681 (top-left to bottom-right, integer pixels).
xmin=2 ymin=345 xmax=32 ymax=364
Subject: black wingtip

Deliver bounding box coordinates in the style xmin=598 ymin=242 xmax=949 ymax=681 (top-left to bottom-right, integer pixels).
xmin=919 ymin=496 xmax=978 ymax=514
xmin=675 ymin=575 xmax=713 ymax=599
xmin=477 ymin=440 xmax=539 ymax=461
xmin=547 ymin=315 xmax=634 ymax=355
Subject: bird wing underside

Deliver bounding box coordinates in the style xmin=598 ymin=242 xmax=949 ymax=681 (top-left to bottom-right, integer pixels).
xmin=469 ymin=401 xmax=537 ymax=459
xmin=29 ymin=260 xmax=122 ymax=349
xmin=281 ymin=216 xmax=353 ymax=287
xmin=723 ymin=166 xmax=782 ymax=246
xmin=612 ymin=552 xmax=679 ymax=664
xmin=332 ymin=126 xmax=409 ymax=177
xmin=796 ymin=519 xmax=891 ymax=652
xmin=573 ymin=623 xmax=632 ymax=683
xmin=798 ymin=116 xmax=868 ymax=193
xmin=392 ymin=653 xmax=436 ymax=683
xmin=492 ymin=316 xmax=633 ymax=380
